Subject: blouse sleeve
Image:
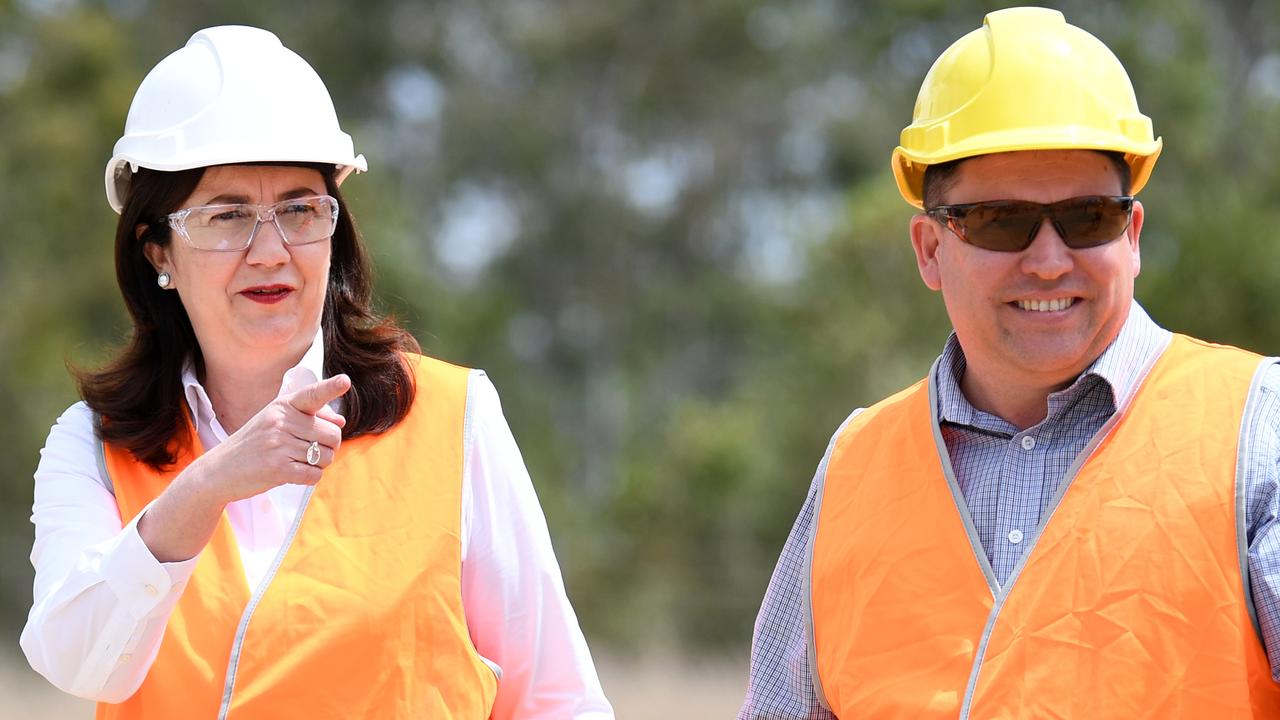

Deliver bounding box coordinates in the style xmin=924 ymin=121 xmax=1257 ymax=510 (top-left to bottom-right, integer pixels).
xmin=459 ymin=371 xmax=615 ymax=719
xmin=20 ymin=401 xmax=200 ymax=702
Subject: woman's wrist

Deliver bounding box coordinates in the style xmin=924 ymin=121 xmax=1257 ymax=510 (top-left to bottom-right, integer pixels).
xmin=137 ymin=458 xmax=230 ymax=563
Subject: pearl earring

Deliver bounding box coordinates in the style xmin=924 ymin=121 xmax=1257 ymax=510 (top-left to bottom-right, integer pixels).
xmin=157 ymin=272 xmax=172 ymax=289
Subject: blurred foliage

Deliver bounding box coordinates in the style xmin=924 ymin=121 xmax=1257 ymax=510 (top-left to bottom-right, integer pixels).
xmin=4 ymin=0 xmax=1280 ymax=662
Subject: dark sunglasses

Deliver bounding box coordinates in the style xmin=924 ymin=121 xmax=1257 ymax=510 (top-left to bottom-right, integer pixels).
xmin=926 ymin=195 xmax=1134 ymax=252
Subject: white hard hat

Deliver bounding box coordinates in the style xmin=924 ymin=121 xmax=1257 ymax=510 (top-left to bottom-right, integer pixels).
xmin=105 ymin=25 xmax=367 ymax=213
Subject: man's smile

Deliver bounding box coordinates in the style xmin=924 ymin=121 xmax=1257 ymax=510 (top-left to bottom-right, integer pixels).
xmin=1013 ymin=297 xmax=1077 ymax=312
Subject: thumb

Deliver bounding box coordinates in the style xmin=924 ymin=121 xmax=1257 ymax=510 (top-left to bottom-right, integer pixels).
xmin=287 ymin=374 xmax=352 ymax=416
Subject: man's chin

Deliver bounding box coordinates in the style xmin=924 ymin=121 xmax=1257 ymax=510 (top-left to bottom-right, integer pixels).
xmin=1004 ymin=343 xmax=1099 ymax=387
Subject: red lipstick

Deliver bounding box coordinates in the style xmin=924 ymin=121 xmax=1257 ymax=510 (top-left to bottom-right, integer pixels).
xmin=240 ymin=284 xmax=294 ymax=305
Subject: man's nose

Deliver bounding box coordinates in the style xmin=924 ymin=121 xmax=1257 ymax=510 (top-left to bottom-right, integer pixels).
xmin=1019 ymin=219 xmax=1073 ymax=280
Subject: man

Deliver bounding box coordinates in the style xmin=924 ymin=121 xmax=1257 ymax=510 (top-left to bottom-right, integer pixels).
xmin=740 ymin=7 xmax=1280 ymax=718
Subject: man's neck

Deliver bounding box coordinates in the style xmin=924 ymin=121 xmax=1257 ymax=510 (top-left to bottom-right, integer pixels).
xmin=958 ymin=368 xmax=1077 ymax=431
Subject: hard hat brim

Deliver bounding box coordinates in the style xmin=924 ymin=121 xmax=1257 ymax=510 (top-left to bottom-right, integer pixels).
xmin=892 ymin=134 xmax=1162 ymax=209
xmin=105 ymin=151 xmax=368 ymax=214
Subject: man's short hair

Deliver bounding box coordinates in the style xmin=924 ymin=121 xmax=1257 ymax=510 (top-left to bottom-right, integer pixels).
xmin=921 ymin=151 xmax=1133 ymax=209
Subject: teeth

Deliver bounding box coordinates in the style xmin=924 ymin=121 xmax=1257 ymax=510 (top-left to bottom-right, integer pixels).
xmin=1016 ymin=298 xmax=1074 ymax=312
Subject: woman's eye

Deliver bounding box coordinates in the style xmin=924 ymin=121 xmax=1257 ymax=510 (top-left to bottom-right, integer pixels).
xmin=210 ymin=208 xmax=250 ymax=223
xmin=281 ymin=203 xmax=317 ymax=216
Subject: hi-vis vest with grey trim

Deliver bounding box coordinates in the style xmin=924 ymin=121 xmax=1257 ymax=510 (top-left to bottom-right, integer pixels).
xmin=808 ymin=335 xmax=1280 ymax=718
xmin=98 ymin=355 xmax=498 ymax=720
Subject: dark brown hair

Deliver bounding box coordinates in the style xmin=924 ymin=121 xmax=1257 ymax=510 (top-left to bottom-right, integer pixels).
xmin=922 ymin=150 xmax=1133 ymax=209
xmin=76 ymin=164 xmax=420 ymax=469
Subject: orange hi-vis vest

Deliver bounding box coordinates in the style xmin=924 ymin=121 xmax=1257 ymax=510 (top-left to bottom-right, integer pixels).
xmin=808 ymin=335 xmax=1280 ymax=718
xmin=98 ymin=355 xmax=498 ymax=720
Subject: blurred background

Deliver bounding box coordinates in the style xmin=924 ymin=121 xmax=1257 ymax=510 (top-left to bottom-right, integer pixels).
xmin=4 ymin=0 xmax=1280 ymax=717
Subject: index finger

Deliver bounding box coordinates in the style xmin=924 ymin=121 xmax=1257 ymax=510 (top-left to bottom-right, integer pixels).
xmin=287 ymin=374 xmax=352 ymax=416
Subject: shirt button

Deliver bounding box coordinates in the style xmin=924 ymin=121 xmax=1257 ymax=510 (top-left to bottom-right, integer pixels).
xmin=144 ymin=584 xmax=159 ymax=597
xmin=117 ymin=653 xmax=133 ymax=665
xmin=1020 ymin=436 xmax=1036 ymax=450
xmin=1008 ymin=529 xmax=1025 ymax=544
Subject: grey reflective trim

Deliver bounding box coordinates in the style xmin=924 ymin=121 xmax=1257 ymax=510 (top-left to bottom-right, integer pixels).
xmin=1237 ymin=357 xmax=1276 ymax=644
xmin=480 ymin=655 xmax=503 ymax=681
xmin=459 ymin=369 xmax=507 ymax=687
xmin=957 ymin=333 xmax=1170 ymax=718
xmin=806 ymin=407 xmax=864 ymax=714
xmin=94 ymin=423 xmax=115 ymax=496
xmin=927 ymin=362 xmax=999 ymax=596
xmin=464 ymin=370 xmax=482 ymax=497
xmin=217 ymin=485 xmax=318 ymax=720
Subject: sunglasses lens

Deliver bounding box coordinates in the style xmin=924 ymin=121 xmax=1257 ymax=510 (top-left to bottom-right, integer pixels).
xmin=1054 ymin=196 xmax=1132 ymax=248
xmin=943 ymin=196 xmax=1132 ymax=252
xmin=953 ymin=202 xmax=1043 ymax=252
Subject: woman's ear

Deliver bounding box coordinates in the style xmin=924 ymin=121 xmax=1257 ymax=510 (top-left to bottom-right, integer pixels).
xmin=141 ymin=229 xmax=169 ymax=275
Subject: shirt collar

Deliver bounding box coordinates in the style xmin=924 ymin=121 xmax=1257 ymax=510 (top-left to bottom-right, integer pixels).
xmin=181 ymin=327 xmax=327 ymax=435
xmin=935 ymin=301 xmax=1171 ymax=428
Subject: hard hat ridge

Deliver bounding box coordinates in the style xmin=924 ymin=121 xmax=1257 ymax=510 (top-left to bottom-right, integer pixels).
xmin=105 ymin=25 xmax=367 ymax=213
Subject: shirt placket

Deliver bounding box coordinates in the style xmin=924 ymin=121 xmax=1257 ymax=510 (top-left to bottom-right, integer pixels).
xmin=991 ymin=428 xmax=1049 ymax=585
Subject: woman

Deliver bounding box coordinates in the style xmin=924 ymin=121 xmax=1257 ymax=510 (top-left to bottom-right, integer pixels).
xmin=21 ymin=26 xmax=613 ymax=719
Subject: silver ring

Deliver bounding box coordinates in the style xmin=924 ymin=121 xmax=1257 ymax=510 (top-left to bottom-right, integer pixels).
xmin=306 ymin=441 xmax=321 ymax=466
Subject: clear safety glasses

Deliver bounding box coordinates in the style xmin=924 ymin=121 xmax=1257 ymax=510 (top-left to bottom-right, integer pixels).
xmin=166 ymin=194 xmax=340 ymax=252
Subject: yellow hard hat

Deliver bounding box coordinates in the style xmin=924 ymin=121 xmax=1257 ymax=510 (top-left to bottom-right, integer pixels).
xmin=891 ymin=7 xmax=1162 ymax=208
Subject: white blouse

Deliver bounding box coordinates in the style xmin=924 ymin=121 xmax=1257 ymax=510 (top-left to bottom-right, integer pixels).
xmin=21 ymin=336 xmax=614 ymax=719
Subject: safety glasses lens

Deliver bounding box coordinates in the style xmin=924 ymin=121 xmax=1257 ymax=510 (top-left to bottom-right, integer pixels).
xmin=172 ymin=195 xmax=338 ymax=251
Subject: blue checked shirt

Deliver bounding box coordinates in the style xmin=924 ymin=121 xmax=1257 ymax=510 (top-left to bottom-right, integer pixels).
xmin=739 ymin=303 xmax=1280 ymax=718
